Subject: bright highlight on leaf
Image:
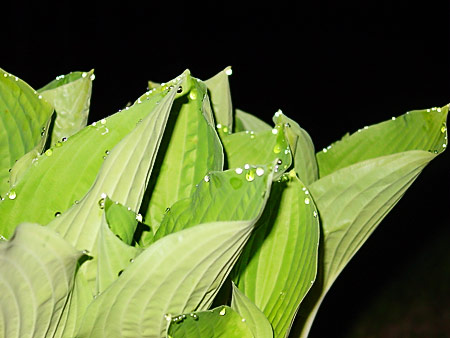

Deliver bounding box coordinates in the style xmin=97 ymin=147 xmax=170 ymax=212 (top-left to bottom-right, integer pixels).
xmin=0 ymin=67 xmax=446 ymax=338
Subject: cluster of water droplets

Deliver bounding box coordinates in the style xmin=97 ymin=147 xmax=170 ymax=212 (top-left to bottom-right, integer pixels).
xmin=81 ymin=72 xmax=96 ymax=81
xmin=92 ymin=117 xmax=109 ymax=135
xmin=216 ymin=123 xmax=231 ymax=135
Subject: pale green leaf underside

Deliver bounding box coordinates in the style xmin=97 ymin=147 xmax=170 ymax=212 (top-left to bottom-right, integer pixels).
xmin=168 ymin=306 xmax=253 ymax=338
xmin=142 ymin=75 xmax=223 ymax=235
xmin=39 ymin=70 xmax=94 ymax=146
xmin=0 ymin=68 xmax=53 ymax=197
xmin=234 ymin=109 xmax=272 ymax=133
xmin=76 ymin=220 xmax=259 ymax=338
xmin=231 ymin=283 xmax=273 ymax=338
xmin=233 ymin=175 xmax=319 ymax=338
xmin=0 ymin=223 xmax=82 ymax=338
xmin=0 ymin=77 xmax=178 ymax=239
xmin=316 ymin=105 xmax=448 ymax=177
xmin=152 ymin=165 xmax=273 ymax=244
xmin=295 ymin=151 xmax=442 ymax=337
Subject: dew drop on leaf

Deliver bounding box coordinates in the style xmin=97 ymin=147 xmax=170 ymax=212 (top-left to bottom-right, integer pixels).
xmin=235 ymin=167 xmax=243 ymax=174
xmin=246 ymin=170 xmax=255 ymax=182
xmin=8 ymin=190 xmax=16 ymax=200
xmin=256 ymin=167 xmax=264 ymax=176
xmin=55 ymin=212 xmax=61 ymax=217
xmin=204 ymin=175 xmax=210 ymax=182
xmin=219 ymin=308 xmax=226 ymax=316
xmin=45 ymin=149 xmax=53 ymax=156
xmin=304 ymin=197 xmax=310 ymax=205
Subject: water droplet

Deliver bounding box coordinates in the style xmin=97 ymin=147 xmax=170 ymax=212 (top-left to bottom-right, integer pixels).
xmin=177 ymin=86 xmax=183 ymax=93
xmin=274 ymin=109 xmax=283 ymax=117
xmin=235 ymin=168 xmax=243 ymax=174
xmin=323 ymin=148 xmax=327 ymax=153
xmin=277 ymin=159 xmax=282 ymax=165
xmin=256 ymin=167 xmax=264 ymax=176
xmin=74 ymin=200 xmax=79 ymax=204
xmin=189 ymin=90 xmax=197 ymax=100
xmin=45 ymin=149 xmax=53 ymax=156
xmin=437 ymin=107 xmax=442 ymax=112
xmin=222 ymin=126 xmax=229 ymax=133
xmin=118 ymin=270 xmax=123 ymax=276
xmin=8 ymin=190 xmax=16 ymax=200
xmin=304 ymin=197 xmax=310 ymax=205
xmin=443 ymin=143 xmax=447 ymax=148
xmin=62 ymin=137 xmax=67 ymax=142
xmin=391 ymin=117 xmax=396 ymax=120
xmin=3 ymin=73 xmax=7 ymax=77
xmin=219 ymin=308 xmax=226 ymax=316
xmin=284 ymin=149 xmax=290 ymax=154
xmin=225 ymin=67 xmax=233 ymax=75
xmin=427 ymin=109 xmax=431 ymax=112
xmin=244 ymin=164 xmax=250 ymax=170
xmin=92 ymin=122 xmax=97 ymax=126
xmin=55 ymin=141 xmax=62 ymax=148
xmin=165 ymin=207 xmax=171 ymax=213
xmin=165 ymin=314 xmax=172 ymax=322
xmin=82 ymin=249 xmax=90 ymax=255
xmin=242 ymin=318 xmax=246 ymax=322
xmin=313 ymin=210 xmax=318 ymax=218
xmin=38 ymin=95 xmax=42 ymax=99
xmin=129 ymin=258 xmax=134 ymax=263
xmin=441 ymin=125 xmax=447 ymax=133
xmin=304 ymin=190 xmax=309 ymax=195
xmin=14 ymin=76 xmax=18 ymax=81
xmin=100 ymin=118 xmax=106 ymax=124
xmin=272 ymin=128 xmax=278 ymax=135
xmin=105 ymin=150 xmax=110 ymax=155
xmin=204 ymin=175 xmax=210 ymax=182
xmin=90 ymin=74 xmax=95 ymax=81
xmin=216 ymin=123 xmax=222 ymax=129
xmin=55 ymin=212 xmax=61 ymax=217
xmin=364 ymin=126 xmax=368 ymax=130
xmin=273 ymin=144 xmax=282 ymax=153
xmin=245 ymin=170 xmax=255 ymax=182
xmin=82 ymin=72 xmax=87 ymax=78
xmin=136 ymin=214 xmax=143 ymax=222
xmin=98 ymin=198 xmax=105 ymax=209
xmin=101 ymin=127 xmax=109 ymax=135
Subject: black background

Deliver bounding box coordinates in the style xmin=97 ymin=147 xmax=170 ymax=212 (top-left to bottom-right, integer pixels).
xmin=3 ymin=1 xmax=449 ymax=337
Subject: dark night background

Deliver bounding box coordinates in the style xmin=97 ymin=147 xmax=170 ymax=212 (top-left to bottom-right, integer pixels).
xmin=3 ymin=2 xmax=449 ymax=337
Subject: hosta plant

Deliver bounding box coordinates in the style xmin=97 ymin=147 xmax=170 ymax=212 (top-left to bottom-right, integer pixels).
xmin=0 ymin=66 xmax=447 ymax=338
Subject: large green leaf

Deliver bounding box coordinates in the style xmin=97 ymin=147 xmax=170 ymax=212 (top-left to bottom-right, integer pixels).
xmin=167 ymin=306 xmax=253 ymax=338
xmin=273 ymin=111 xmax=318 ymax=185
xmin=141 ymin=74 xmax=223 ymax=235
xmin=231 ymin=282 xmax=273 ymax=338
xmin=294 ymin=106 xmax=448 ymax=337
xmin=205 ymin=66 xmax=233 ymax=133
xmin=234 ymin=109 xmax=272 ymax=133
xmin=39 ymin=70 xmax=94 ymax=146
xmin=47 ymin=78 xmax=181 ymax=252
xmin=151 ymin=164 xmax=273 ymax=244
xmin=75 ymin=220 xmax=261 ymax=338
xmin=0 ymin=223 xmax=82 ymax=338
xmin=0 ymin=68 xmax=53 ymax=197
xmin=0 ymin=74 xmax=185 ymax=239
xmin=232 ymin=173 xmax=319 ymax=338
xmin=316 ymin=105 xmax=448 ymax=177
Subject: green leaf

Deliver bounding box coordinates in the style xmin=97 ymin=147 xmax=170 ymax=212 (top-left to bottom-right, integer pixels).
xmin=232 ymin=173 xmax=319 ymax=338
xmin=141 ymin=74 xmax=223 ymax=235
xmin=0 ymin=223 xmax=82 ymax=338
xmin=205 ymin=66 xmax=233 ymax=132
xmin=54 ymin=271 xmax=92 ymax=338
xmin=273 ymin=111 xmax=318 ymax=184
xmin=167 ymin=306 xmax=253 ymax=338
xmin=151 ymin=164 xmax=273 ymax=244
xmin=231 ymin=282 xmax=273 ymax=338
xmin=76 ymin=220 xmax=260 ymax=338
xmin=316 ymin=105 xmax=448 ymax=178
xmin=0 ymin=68 xmax=53 ymax=197
xmin=0 ymin=74 xmax=184 ymax=239
xmin=47 ymin=77 xmax=180 ymax=249
xmin=222 ymin=115 xmax=292 ymax=180
xmin=295 ymin=150 xmax=442 ymax=337
xmin=39 ymin=70 xmax=94 ymax=146
xmin=234 ymin=108 xmax=272 ymax=133
xmin=96 ymin=199 xmax=141 ymax=293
